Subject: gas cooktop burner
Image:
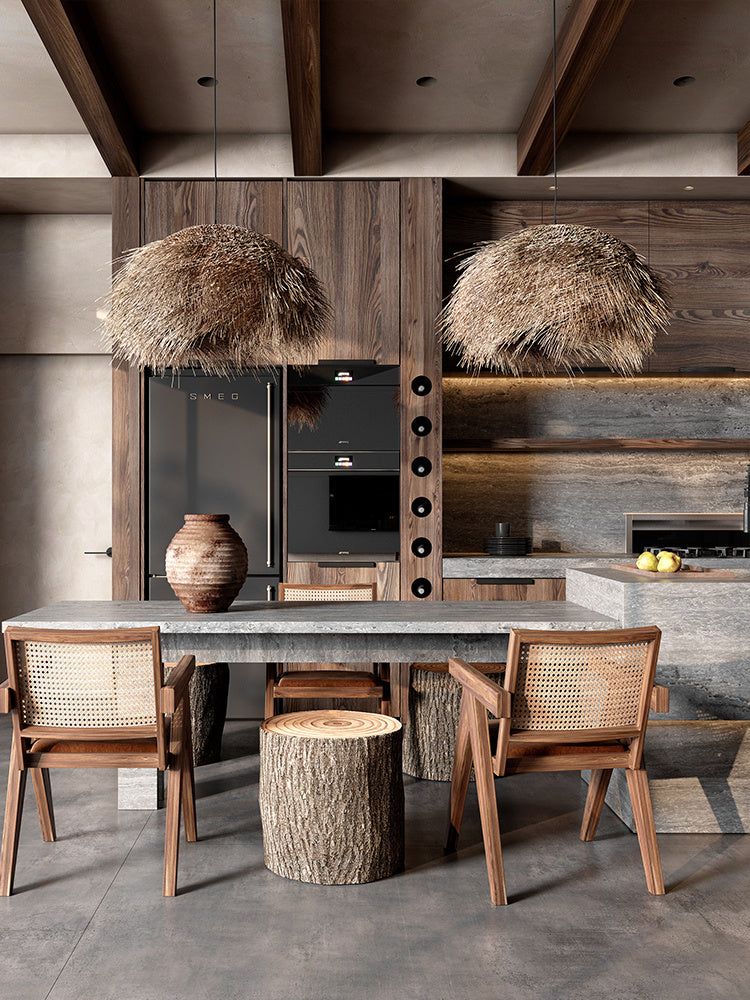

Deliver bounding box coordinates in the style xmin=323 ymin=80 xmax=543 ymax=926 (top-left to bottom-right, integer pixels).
xmin=642 ymin=545 xmax=750 ymax=559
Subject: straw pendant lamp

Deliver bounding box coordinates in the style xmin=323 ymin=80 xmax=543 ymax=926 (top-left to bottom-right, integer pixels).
xmin=440 ymin=2 xmax=670 ymax=376
xmin=102 ymin=2 xmax=330 ymax=376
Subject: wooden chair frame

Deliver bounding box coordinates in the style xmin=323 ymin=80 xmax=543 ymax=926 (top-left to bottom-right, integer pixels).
xmin=265 ymin=583 xmax=390 ymax=717
xmin=1 ymin=626 xmax=197 ymax=896
xmin=446 ymin=626 xmax=667 ymax=905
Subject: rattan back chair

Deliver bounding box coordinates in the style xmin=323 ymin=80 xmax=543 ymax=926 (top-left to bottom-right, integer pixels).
xmin=265 ymin=583 xmax=390 ymax=717
xmin=446 ymin=626 xmax=667 ymax=905
xmin=0 ymin=626 xmax=196 ymax=896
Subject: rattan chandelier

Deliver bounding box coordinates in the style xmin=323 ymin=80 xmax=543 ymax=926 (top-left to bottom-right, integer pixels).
xmin=440 ymin=1 xmax=670 ymax=376
xmin=441 ymin=224 xmax=671 ymax=376
xmin=102 ymin=1 xmax=330 ymax=375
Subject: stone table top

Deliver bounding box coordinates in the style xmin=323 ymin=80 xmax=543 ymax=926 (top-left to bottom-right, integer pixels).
xmin=3 ymin=599 xmax=616 ymax=634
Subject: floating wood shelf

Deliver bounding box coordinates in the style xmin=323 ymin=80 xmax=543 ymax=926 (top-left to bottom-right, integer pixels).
xmin=443 ymin=438 xmax=750 ymax=453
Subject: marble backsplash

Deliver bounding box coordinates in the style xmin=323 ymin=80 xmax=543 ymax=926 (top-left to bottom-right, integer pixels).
xmin=443 ymin=376 xmax=750 ymax=553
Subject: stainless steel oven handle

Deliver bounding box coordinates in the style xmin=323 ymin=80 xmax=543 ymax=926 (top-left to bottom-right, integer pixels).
xmin=267 ymin=381 xmax=273 ymax=568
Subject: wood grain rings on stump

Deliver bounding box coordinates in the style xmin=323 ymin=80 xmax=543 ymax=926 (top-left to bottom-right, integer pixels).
xmin=403 ymin=665 xmax=504 ymax=781
xmin=259 ymin=710 xmax=404 ymax=885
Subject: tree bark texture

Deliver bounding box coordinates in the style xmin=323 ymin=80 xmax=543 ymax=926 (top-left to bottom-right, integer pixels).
xmin=166 ymin=661 xmax=229 ymax=766
xmin=259 ymin=711 xmax=404 ymax=884
xmin=403 ymin=666 xmax=503 ymax=781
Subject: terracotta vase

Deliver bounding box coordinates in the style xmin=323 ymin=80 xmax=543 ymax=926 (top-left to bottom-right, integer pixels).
xmin=166 ymin=514 xmax=248 ymax=613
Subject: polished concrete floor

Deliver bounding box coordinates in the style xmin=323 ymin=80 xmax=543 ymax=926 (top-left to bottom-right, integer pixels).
xmin=1 ymin=717 xmax=749 ymax=1000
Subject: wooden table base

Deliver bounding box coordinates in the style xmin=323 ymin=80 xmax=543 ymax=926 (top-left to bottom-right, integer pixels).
xmin=259 ymin=710 xmax=404 ymax=884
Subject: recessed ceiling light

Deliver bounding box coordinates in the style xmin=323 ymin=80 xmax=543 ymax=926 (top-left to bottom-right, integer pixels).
xmin=197 ymin=76 xmax=217 ymax=87
xmin=673 ymin=76 xmax=695 ymax=87
xmin=684 ymin=185 xmax=695 ymax=191
xmin=416 ymin=76 xmax=437 ymax=87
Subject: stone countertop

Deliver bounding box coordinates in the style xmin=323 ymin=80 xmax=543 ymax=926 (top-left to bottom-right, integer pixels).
xmin=565 ymin=566 xmax=750 ymax=720
xmin=2 ymin=599 xmax=616 ymax=635
xmin=443 ymin=554 xmax=750 ymax=577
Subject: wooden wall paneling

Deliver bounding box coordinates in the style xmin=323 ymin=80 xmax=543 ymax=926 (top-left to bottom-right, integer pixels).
xmin=111 ymin=177 xmax=144 ymax=599
xmin=541 ymin=200 xmax=649 ymax=257
xmin=443 ymin=578 xmax=566 ymax=602
xmin=142 ymin=180 xmax=284 ymax=242
xmin=400 ymin=178 xmax=443 ymax=603
xmin=286 ymin=180 xmax=400 ymax=363
xmin=648 ymin=201 xmax=750 ymax=371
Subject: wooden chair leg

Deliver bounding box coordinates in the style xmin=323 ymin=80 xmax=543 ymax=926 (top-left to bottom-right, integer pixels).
xmin=180 ymin=708 xmax=197 ymax=844
xmin=580 ymin=768 xmax=612 ymax=842
xmin=446 ymin=694 xmax=473 ymax=852
xmin=467 ymin=695 xmax=507 ymax=905
xmin=1 ymin=748 xmax=28 ymax=897
xmin=31 ymin=769 xmax=56 ymax=842
xmin=379 ymin=664 xmax=391 ymax=716
xmin=625 ymin=765 xmax=665 ymax=895
xmin=163 ymin=758 xmax=183 ymax=897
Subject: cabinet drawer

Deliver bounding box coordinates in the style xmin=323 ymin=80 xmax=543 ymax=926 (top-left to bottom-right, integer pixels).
xmin=443 ymin=577 xmax=566 ymax=601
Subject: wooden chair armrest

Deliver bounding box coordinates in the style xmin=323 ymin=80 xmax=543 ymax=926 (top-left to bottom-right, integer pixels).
xmin=161 ymin=655 xmax=196 ymax=715
xmin=448 ymin=658 xmax=511 ymax=719
xmin=0 ymin=679 xmax=13 ymax=713
xmin=650 ymin=684 xmax=669 ymax=713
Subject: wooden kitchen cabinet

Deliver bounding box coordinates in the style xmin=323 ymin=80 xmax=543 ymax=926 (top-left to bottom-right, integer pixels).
xmin=443 ymin=577 xmax=566 ymax=601
xmin=286 ymin=180 xmax=400 ymax=364
xmin=647 ymin=201 xmax=750 ymax=372
xmin=285 ymin=560 xmax=399 ymax=598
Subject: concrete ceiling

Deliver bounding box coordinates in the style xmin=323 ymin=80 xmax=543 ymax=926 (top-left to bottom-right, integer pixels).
xmin=1 ymin=0 xmax=750 ymax=208
xmin=2 ymin=0 xmax=749 ymax=136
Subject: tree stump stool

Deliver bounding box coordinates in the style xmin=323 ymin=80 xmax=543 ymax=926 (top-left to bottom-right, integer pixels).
xmin=403 ymin=663 xmax=505 ymax=781
xmin=165 ymin=661 xmax=229 ymax=766
xmin=260 ymin=710 xmax=404 ymax=885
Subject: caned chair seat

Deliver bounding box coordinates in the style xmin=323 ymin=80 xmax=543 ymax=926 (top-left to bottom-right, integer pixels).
xmin=446 ymin=626 xmax=668 ymax=905
xmin=1 ymin=626 xmax=197 ymax=897
xmin=266 ymin=584 xmax=390 ymax=717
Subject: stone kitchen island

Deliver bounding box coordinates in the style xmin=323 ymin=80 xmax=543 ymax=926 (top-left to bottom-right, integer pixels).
xmin=566 ymin=566 xmax=750 ymax=834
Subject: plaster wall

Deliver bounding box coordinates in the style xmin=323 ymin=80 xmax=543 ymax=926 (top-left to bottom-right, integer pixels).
xmin=0 ymin=215 xmax=112 ymax=670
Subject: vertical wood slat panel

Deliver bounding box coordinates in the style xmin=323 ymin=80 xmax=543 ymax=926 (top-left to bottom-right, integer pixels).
xmin=286 ymin=180 xmax=400 ymax=363
xmin=111 ymin=176 xmax=143 ymax=600
xmin=400 ymin=178 xmax=443 ymax=605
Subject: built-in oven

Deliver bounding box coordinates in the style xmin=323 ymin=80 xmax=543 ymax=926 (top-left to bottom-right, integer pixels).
xmin=287 ymin=362 xmax=400 ymax=560
xmin=287 ymin=452 xmax=400 ymax=558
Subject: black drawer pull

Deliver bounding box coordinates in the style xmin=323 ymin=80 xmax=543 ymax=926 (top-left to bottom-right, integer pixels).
xmin=475 ymin=577 xmax=536 ymax=586
xmin=317 ymin=561 xmax=376 ymax=568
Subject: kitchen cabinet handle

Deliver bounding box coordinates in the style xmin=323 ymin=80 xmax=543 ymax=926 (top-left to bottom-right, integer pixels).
xmin=267 ymin=382 xmax=273 ymax=568
xmin=475 ymin=577 xmax=536 ymax=586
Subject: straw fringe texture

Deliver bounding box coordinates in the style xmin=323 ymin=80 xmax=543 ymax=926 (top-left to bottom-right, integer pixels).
xmin=441 ymin=224 xmax=671 ymax=376
xmin=102 ymin=224 xmax=332 ymax=375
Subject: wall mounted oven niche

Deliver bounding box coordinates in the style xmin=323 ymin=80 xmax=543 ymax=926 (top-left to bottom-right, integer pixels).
xmin=287 ymin=363 xmax=400 ymax=559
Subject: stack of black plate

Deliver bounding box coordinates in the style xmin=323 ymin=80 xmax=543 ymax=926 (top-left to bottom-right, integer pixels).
xmin=484 ymin=536 xmax=531 ymax=556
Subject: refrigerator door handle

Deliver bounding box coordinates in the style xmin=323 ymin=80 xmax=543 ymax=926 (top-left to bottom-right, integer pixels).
xmin=266 ymin=381 xmax=273 ymax=568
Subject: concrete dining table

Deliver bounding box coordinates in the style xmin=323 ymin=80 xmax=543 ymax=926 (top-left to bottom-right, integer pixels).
xmin=2 ymin=597 xmax=617 ymax=806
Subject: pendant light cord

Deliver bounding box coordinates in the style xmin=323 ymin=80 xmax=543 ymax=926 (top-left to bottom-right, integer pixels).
xmin=552 ymin=0 xmax=557 ymax=224
xmin=213 ymin=0 xmax=218 ymax=225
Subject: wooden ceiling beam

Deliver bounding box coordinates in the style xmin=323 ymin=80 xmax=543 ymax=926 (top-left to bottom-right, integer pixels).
xmin=738 ymin=122 xmax=750 ymax=175
xmin=280 ymin=0 xmax=323 ymax=175
xmin=517 ymin=0 xmax=635 ymax=176
xmin=21 ymin=0 xmax=138 ymax=176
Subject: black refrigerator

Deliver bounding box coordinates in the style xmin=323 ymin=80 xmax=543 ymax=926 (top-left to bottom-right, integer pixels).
xmin=147 ymin=372 xmax=281 ymax=717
